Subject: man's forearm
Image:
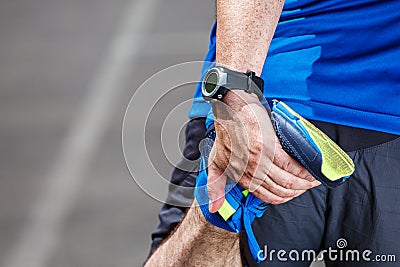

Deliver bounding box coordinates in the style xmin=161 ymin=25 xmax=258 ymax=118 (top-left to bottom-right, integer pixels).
xmin=144 ymin=200 xmax=241 ymax=267
xmin=216 ymin=0 xmax=284 ymax=75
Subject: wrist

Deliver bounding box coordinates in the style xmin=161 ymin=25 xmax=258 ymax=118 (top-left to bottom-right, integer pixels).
xmin=212 ymin=90 xmax=261 ymax=117
xmin=202 ymin=66 xmax=264 ymax=102
xmin=222 ymin=90 xmax=260 ymax=106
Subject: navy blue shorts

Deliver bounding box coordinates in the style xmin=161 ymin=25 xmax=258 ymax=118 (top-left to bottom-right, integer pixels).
xmin=150 ymin=118 xmax=400 ymax=267
xmin=241 ymin=131 xmax=400 ymax=266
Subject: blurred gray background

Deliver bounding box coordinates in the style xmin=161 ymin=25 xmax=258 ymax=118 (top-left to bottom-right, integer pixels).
xmin=0 ymin=0 xmax=324 ymax=266
xmin=0 ymin=0 xmax=213 ymax=266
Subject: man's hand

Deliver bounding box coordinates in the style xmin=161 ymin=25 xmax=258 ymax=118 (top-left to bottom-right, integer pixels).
xmin=208 ymin=0 xmax=320 ymax=212
xmin=208 ymin=90 xmax=320 ymax=212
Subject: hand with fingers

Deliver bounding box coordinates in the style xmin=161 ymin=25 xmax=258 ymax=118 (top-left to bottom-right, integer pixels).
xmin=207 ymin=90 xmax=321 ymax=213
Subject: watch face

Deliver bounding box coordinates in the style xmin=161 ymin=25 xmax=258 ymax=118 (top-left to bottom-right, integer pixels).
xmin=204 ymin=72 xmax=218 ymax=95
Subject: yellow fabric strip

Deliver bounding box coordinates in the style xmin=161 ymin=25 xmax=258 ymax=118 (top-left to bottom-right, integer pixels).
xmin=218 ymin=200 xmax=236 ymax=221
xmin=279 ymin=102 xmax=355 ymax=181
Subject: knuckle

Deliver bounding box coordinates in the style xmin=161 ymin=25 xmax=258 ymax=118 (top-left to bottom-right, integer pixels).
xmin=244 ymin=160 xmax=261 ymax=178
xmin=285 ymin=189 xmax=297 ymax=198
xmin=282 ymin=179 xmax=294 ymax=189
xmin=238 ymin=176 xmax=251 ymax=189
xmin=283 ymin=159 xmax=293 ymax=172
xmin=298 ymin=168 xmax=311 ymax=179
xmin=245 ymin=166 xmax=256 ymax=178
xmin=252 ymin=141 xmax=263 ymax=155
xmin=273 ymin=149 xmax=285 ymax=163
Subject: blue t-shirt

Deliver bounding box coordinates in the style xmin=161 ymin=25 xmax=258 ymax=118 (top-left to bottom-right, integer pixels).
xmin=189 ymin=0 xmax=400 ymax=135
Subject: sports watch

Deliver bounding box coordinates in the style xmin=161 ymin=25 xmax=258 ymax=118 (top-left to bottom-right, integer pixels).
xmin=201 ymin=66 xmax=264 ymax=101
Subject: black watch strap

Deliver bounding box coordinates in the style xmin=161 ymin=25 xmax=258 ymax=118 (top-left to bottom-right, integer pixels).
xmin=223 ymin=70 xmax=264 ymax=101
xmin=245 ymin=71 xmax=264 ymax=101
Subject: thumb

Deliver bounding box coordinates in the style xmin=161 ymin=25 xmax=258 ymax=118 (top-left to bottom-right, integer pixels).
xmin=207 ymin=163 xmax=227 ymax=213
